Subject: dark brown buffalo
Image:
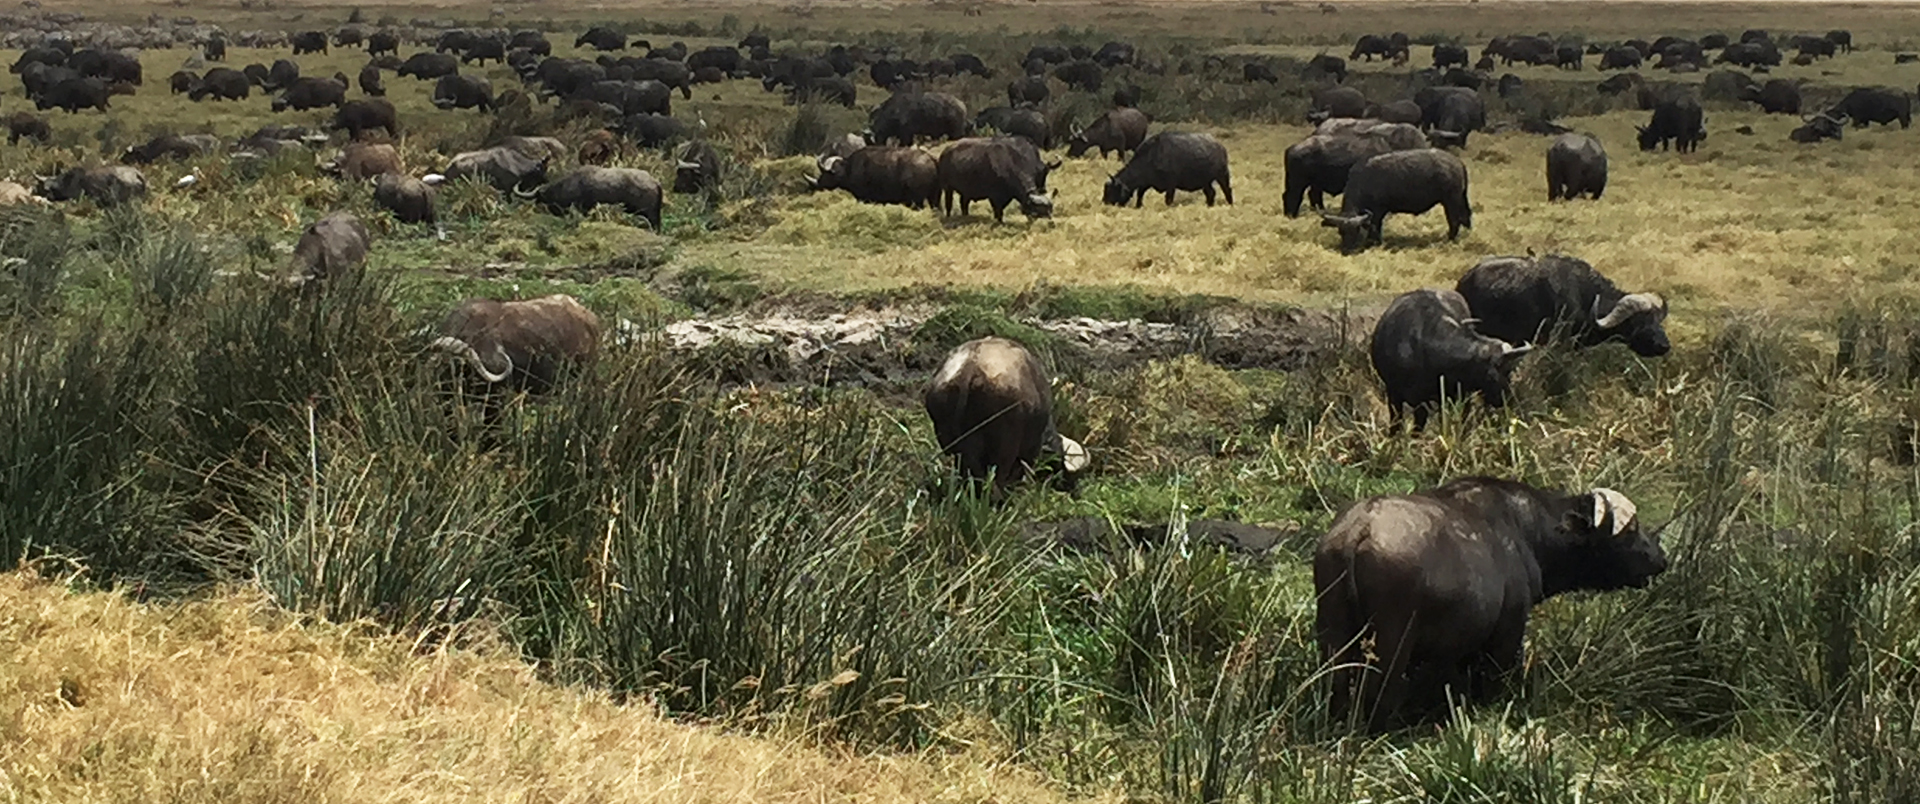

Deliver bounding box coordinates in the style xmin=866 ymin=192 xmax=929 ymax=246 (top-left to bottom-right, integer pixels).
xmin=1066 ymin=107 xmax=1150 ymax=159
xmin=358 ymin=62 xmax=385 ymax=96
xmin=287 ymin=211 xmax=370 ymax=283
xmin=1102 ymin=131 xmax=1232 ymax=208
xmin=1320 ymin=149 xmax=1471 ymax=253
xmin=430 ymin=294 xmax=602 ymax=396
xmin=324 ymin=142 xmax=403 ymax=179
xmin=1545 ymin=132 xmax=1607 ymax=201
xmin=924 ymin=336 xmax=1086 ymax=493
xmin=811 ymin=145 xmax=939 ymax=209
xmin=5 ymin=111 xmax=51 ymax=145
xmin=122 ymin=133 xmax=221 ymax=165
xmin=330 ymin=98 xmax=400 ymax=140
xmin=522 ymin=166 xmax=664 ymax=230
xmin=1455 ymin=254 xmax=1670 ymax=356
xmin=1316 ymin=477 xmax=1664 ymax=730
xmin=374 ymin=173 xmax=436 ymax=225
xmin=36 ymin=165 xmax=147 ymax=206
xmin=1368 ymin=288 xmax=1531 ymax=430
xmin=936 ymin=137 xmax=1053 ymax=222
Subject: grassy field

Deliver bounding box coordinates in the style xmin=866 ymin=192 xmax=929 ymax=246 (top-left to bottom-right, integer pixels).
xmin=8 ymin=2 xmax=1920 ymax=802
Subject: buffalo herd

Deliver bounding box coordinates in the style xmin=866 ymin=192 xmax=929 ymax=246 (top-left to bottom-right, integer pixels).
xmin=3 ymin=17 xmax=1903 ymax=733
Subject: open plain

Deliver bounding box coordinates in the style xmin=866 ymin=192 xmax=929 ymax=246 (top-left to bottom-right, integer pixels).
xmin=5 ymin=1 xmax=1920 ymax=802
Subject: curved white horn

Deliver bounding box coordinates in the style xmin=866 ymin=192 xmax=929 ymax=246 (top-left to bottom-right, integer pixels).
xmin=429 ymin=336 xmax=512 ymax=383
xmin=1595 ymin=292 xmax=1658 ymax=329
xmin=677 ymin=160 xmax=700 ymax=170
xmin=1591 ymin=487 xmax=1638 ymax=536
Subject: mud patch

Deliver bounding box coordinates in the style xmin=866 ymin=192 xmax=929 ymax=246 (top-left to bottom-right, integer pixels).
xmin=627 ymin=301 xmax=1376 ymax=389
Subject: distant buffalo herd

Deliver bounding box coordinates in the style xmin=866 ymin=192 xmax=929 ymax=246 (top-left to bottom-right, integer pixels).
xmin=0 ymin=17 xmax=1899 ymax=732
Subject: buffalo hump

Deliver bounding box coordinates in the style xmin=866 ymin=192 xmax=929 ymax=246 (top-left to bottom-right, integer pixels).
xmin=924 ymin=336 xmax=1084 ymax=492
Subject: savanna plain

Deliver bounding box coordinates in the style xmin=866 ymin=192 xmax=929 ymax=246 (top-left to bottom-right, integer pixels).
xmin=7 ymin=1 xmax=1920 ymax=802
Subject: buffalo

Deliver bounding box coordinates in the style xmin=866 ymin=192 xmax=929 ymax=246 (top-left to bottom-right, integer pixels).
xmin=1545 ymin=132 xmax=1607 ymax=201
xmin=1007 ymin=75 xmax=1049 ymax=107
xmin=924 ymin=336 xmax=1086 ymax=494
xmin=5 ymin=112 xmax=50 ymax=145
xmin=431 ymin=294 xmax=602 ymax=398
xmin=1415 ymin=86 xmax=1486 ymax=147
xmin=1790 ymin=111 xmax=1848 ymax=143
xmin=613 ymin=113 xmax=697 ymax=149
xmin=1308 ymin=86 xmax=1368 ymax=123
xmin=367 ymin=31 xmax=398 ymax=56
xmin=869 ymin=91 xmax=970 ymax=145
xmin=524 ymin=166 xmax=664 ymax=229
xmin=1054 ymin=60 xmax=1102 ymax=92
xmin=673 ymin=140 xmax=722 ymax=194
xmin=975 ymin=106 xmax=1051 ymax=148
xmin=397 ymin=52 xmax=459 ymax=81
xmin=1103 ymin=132 xmax=1232 ymax=208
xmin=1066 ymin=107 xmax=1150 ymax=159
xmin=358 ymin=62 xmax=385 ymax=97
xmin=431 ymin=74 xmax=494 ymax=111
xmin=1320 ymin=148 xmax=1472 ymax=253
xmin=37 ymin=165 xmax=147 ymax=206
xmin=937 ymin=137 xmax=1053 ymax=222
xmin=434 ymin=146 xmax=548 ymax=193
xmin=1829 ymin=87 xmax=1911 ymax=128
xmin=1637 ymin=94 xmax=1705 ymax=152
xmin=291 ymin=31 xmax=328 ymax=55
xmin=287 ymin=211 xmax=370 ymax=284
xmin=1738 ymin=78 xmax=1799 ymax=113
xmin=812 ymin=146 xmax=940 ymax=209
xmin=1368 ymin=288 xmax=1532 ymax=430
xmin=1316 ymin=476 xmax=1664 ymax=730
xmin=1598 ymin=46 xmax=1642 ymax=70
xmin=331 ymin=98 xmax=399 ymax=140
xmin=37 ymin=76 xmax=110 ymax=113
xmin=122 ymin=133 xmax=221 ymax=165
xmin=1432 ymin=43 xmax=1468 ymax=69
xmin=272 ymin=76 xmax=348 ymax=112
xmin=1283 ymin=120 xmax=1429 ymax=217
xmin=169 ymin=70 xmax=197 ymax=94
xmin=374 ymin=173 xmax=437 ymax=225
xmin=1456 ymin=254 xmax=1669 ymax=356
xmin=324 ymin=142 xmax=404 ymax=180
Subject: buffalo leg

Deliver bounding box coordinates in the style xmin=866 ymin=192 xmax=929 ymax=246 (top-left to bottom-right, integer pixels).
xmin=1470 ymin=614 xmax=1527 ymax=703
xmin=1165 ymin=188 xmax=1178 ymax=206
xmin=1308 ymin=187 xmax=1324 ymax=210
xmin=991 ymin=200 xmax=1007 ymax=222
xmin=1364 ymin=610 xmax=1420 ymax=732
xmin=1201 ymin=186 xmax=1215 ymax=206
xmin=1220 ymin=176 xmax=1233 ymax=205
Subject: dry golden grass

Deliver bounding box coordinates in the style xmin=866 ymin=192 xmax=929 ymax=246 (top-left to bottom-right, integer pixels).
xmin=0 ymin=569 xmax=1102 ymax=804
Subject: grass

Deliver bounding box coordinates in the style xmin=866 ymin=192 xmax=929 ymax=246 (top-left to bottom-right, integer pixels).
xmin=7 ymin=2 xmax=1920 ymax=802
xmin=0 ymin=568 xmax=1098 ymax=804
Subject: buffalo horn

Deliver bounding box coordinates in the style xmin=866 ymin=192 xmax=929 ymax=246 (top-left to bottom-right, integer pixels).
xmin=428 ymin=336 xmax=512 ymax=383
xmin=676 ymin=160 xmax=700 ymax=170
xmin=1591 ymin=487 xmax=1638 ymax=536
xmin=1058 ymin=435 xmax=1090 ymax=473
xmin=1594 ymin=292 xmax=1664 ymax=329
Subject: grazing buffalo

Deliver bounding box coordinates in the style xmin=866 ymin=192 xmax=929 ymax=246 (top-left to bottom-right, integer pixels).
xmin=1351 ymin=34 xmax=1394 ymax=61
xmin=577 ymin=27 xmax=628 ymax=51
xmin=287 ymin=211 xmax=370 ymax=284
xmin=614 ymin=113 xmax=696 ymax=148
xmin=1545 ymin=132 xmax=1607 ymax=201
xmin=869 ymin=91 xmax=970 ymax=145
xmin=1829 ymin=87 xmax=1912 ymax=128
xmin=1790 ymin=111 xmax=1848 ymax=143
xmin=204 ymin=36 xmax=227 ymax=61
xmin=358 ymin=62 xmax=385 ymax=97
xmin=1103 ymin=132 xmax=1232 ymax=208
xmin=431 ymin=74 xmax=494 ymax=111
xmin=1431 ymin=43 xmax=1469 ymax=69
xmin=576 ymin=79 xmax=671 ymax=116
xmin=524 ymin=166 xmax=664 ymax=229
xmin=169 ymin=70 xmax=197 ymax=94
xmin=37 ymin=165 xmax=147 ymax=206
xmin=1414 ymin=86 xmax=1486 ymax=147
xmin=1456 ymin=254 xmax=1669 ymax=356
xmin=435 ymin=146 xmax=548 ymax=193
xmin=324 ymin=142 xmax=403 ymax=179
xmin=397 ymin=52 xmax=459 ymax=81
xmin=1638 ymin=94 xmax=1705 ymax=152
xmin=291 ymin=31 xmax=328 ymax=55
xmin=937 ymin=137 xmax=1053 ymax=222
xmin=1054 ymin=60 xmax=1103 ymax=91
xmin=122 ymin=133 xmax=221 ymax=165
xmin=1365 ymin=99 xmax=1424 ymax=124
xmin=263 ymin=59 xmax=299 ymax=90
xmin=1320 ymin=148 xmax=1471 ymax=253
xmin=673 ymin=140 xmax=722 ymax=194
xmin=1827 ymin=29 xmax=1853 ymax=53
xmin=1308 ymin=85 xmax=1368 ymax=123
xmin=367 ymin=31 xmax=398 ymax=56
xmin=431 ymin=295 xmax=602 ymax=398
xmin=463 ymin=37 xmax=507 ymax=66
xmin=1305 ymin=54 xmax=1347 ymax=82
xmin=812 ymin=146 xmax=940 ymax=209
xmin=1369 ymin=288 xmax=1531 ymax=430
xmin=1244 ymin=62 xmax=1279 ymax=84
xmin=1599 ymin=46 xmax=1642 ymax=70
xmin=974 ymin=106 xmax=1051 ymax=148
xmin=331 ymin=98 xmax=399 ymax=140
xmin=687 ymin=46 xmax=741 ymax=74
xmin=374 ymin=173 xmax=436 ymax=225
xmin=1717 ymin=42 xmax=1781 ymax=68
xmin=272 ymin=76 xmax=348 ymax=112
xmin=1738 ymin=78 xmax=1800 ymax=114
xmin=1283 ymin=120 xmax=1429 ymax=217
xmin=924 ymin=336 xmax=1086 ymax=493
xmin=1066 ymin=107 xmax=1150 ymax=159
xmin=1007 ymin=75 xmax=1049 ymax=107
xmin=1316 ymin=477 xmax=1665 ymax=730
xmin=5 ymin=112 xmax=50 ymax=145
xmin=70 ymin=49 xmax=141 ymax=85
xmin=37 ymin=77 xmax=110 ymax=112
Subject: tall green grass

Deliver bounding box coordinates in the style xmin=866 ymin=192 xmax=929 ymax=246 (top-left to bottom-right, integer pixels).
xmin=6 ymin=212 xmax=1920 ymax=801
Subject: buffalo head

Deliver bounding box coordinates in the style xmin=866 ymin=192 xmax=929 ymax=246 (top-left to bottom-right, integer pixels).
xmin=1018 ymin=192 xmax=1054 ymax=219
xmin=1319 ymin=211 xmax=1373 ymax=253
xmin=1593 ymin=292 xmax=1670 ymax=356
xmin=1565 ymin=487 xmax=1668 ymax=590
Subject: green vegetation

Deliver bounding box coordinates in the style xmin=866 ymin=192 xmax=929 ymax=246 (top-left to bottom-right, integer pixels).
xmin=7 ymin=2 xmax=1920 ymax=801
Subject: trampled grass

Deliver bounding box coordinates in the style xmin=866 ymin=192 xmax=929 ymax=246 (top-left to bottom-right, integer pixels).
xmin=0 ymin=569 xmax=1099 ymax=804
